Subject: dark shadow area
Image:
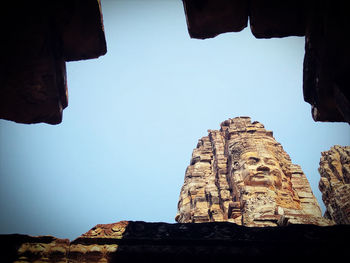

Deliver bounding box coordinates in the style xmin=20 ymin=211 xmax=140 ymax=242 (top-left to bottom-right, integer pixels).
xmin=0 ymin=0 xmax=106 ymax=124
xmin=2 ymin=221 xmax=350 ymax=262
xmin=0 ymin=234 xmax=69 ymax=263
xmin=73 ymin=221 xmax=350 ymax=262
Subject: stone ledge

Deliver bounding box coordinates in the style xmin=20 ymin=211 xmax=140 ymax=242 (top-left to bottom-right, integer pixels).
xmin=1 ymin=221 xmax=349 ymax=262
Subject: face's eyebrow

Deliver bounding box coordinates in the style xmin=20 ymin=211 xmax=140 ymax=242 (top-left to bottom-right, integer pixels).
xmin=263 ymin=158 xmax=280 ymax=167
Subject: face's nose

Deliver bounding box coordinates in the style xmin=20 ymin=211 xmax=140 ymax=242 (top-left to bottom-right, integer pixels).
xmin=257 ymin=165 xmax=270 ymax=172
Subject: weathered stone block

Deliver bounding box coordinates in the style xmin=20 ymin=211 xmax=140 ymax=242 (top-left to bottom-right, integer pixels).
xmin=319 ymin=145 xmax=350 ymax=224
xmin=182 ymin=0 xmax=248 ymax=39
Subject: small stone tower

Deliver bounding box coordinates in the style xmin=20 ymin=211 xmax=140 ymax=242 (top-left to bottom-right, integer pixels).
xmin=176 ymin=117 xmax=332 ymax=226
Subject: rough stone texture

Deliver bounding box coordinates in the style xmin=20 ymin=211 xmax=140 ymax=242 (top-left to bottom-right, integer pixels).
xmin=182 ymin=0 xmax=350 ymax=123
xmin=176 ymin=117 xmax=332 ymax=226
xmin=69 ymin=222 xmax=127 ymax=263
xmin=0 ymin=235 xmax=69 ymax=263
xmin=319 ymin=145 xmax=350 ymax=224
xmin=0 ymin=0 xmax=106 ymax=124
xmin=1 ymin=221 xmax=349 ymax=262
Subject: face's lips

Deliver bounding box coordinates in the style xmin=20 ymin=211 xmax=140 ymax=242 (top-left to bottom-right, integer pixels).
xmin=255 ymin=171 xmax=268 ymax=176
xmin=257 ymin=166 xmax=270 ymax=172
xmin=251 ymin=173 xmax=268 ymax=180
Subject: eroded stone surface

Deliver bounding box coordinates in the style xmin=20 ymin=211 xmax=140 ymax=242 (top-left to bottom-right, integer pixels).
xmin=176 ymin=117 xmax=332 ymax=226
xmin=68 ymin=221 xmax=128 ymax=263
xmin=81 ymin=221 xmax=129 ymax=239
xmin=319 ymin=145 xmax=350 ymax=224
xmin=0 ymin=235 xmax=70 ymax=263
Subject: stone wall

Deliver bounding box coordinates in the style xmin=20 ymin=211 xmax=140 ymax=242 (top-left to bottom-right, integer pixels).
xmin=2 ymin=221 xmax=349 ymax=262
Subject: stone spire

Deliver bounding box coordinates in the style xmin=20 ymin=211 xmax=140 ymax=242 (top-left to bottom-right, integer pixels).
xmin=176 ymin=117 xmax=333 ymax=226
xmin=319 ymin=145 xmax=350 ymax=224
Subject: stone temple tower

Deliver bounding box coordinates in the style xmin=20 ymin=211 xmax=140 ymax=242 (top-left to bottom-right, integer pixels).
xmin=176 ymin=117 xmax=333 ymax=226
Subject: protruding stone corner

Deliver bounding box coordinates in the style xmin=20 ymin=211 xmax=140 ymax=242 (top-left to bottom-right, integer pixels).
xmin=251 ymin=120 xmax=265 ymax=128
xmin=182 ymin=0 xmax=248 ymax=39
xmin=77 ymin=221 xmax=130 ymax=240
xmin=318 ymin=145 xmax=350 ymax=224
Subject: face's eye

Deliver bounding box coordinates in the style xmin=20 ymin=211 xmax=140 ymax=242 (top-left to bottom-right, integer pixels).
xmin=233 ymin=161 xmax=240 ymax=169
xmin=264 ymin=158 xmax=277 ymax=166
xmin=247 ymin=157 xmax=260 ymax=165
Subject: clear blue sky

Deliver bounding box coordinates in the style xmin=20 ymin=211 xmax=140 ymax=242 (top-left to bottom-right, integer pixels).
xmin=0 ymin=0 xmax=349 ymax=240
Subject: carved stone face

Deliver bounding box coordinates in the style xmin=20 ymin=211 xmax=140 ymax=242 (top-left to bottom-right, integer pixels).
xmin=232 ymin=151 xmax=284 ymax=190
xmin=230 ymin=144 xmax=301 ymax=211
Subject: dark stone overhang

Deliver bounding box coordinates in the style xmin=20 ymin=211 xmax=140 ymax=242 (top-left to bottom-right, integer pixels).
xmin=0 ymin=0 xmax=106 ymax=124
xmin=182 ymin=0 xmax=350 ymax=123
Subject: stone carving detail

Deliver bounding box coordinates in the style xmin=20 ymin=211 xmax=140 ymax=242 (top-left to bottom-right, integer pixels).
xmin=319 ymin=145 xmax=350 ymax=224
xmin=68 ymin=221 xmax=128 ymax=263
xmin=7 ymin=236 xmax=70 ymax=263
xmin=176 ymin=117 xmax=332 ymax=226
